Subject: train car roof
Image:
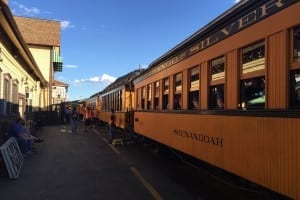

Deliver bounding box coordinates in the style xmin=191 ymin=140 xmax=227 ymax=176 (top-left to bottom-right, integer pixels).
xmin=147 ymin=0 xmax=249 ymax=69
xmin=89 ymin=68 xmax=144 ymax=98
xmin=135 ymin=0 xmax=297 ymax=82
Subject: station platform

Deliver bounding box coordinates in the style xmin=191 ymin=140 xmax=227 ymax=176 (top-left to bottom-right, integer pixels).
xmin=0 ymin=122 xmax=155 ymax=200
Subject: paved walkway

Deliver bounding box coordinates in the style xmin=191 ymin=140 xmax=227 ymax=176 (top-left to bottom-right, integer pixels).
xmin=0 ymin=123 xmax=154 ymax=200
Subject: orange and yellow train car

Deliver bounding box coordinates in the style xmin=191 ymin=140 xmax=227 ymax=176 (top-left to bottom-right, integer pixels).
xmin=95 ymin=69 xmax=143 ymax=129
xmin=133 ymin=0 xmax=300 ymax=199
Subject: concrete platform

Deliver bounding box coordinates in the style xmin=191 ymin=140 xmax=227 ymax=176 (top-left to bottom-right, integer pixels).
xmin=0 ymin=123 xmax=153 ymax=200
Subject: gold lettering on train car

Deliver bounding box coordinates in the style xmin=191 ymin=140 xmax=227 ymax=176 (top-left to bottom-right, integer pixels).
xmin=179 ymin=52 xmax=186 ymax=60
xmin=189 ymin=44 xmax=200 ymax=54
xmin=238 ymin=10 xmax=257 ymax=29
xmin=173 ymin=129 xmax=223 ymax=147
xmin=260 ymin=0 xmax=284 ymax=17
xmin=221 ymin=22 xmax=236 ymax=36
xmin=145 ymin=0 xmax=291 ymax=81
xmin=207 ymin=34 xmax=219 ymax=46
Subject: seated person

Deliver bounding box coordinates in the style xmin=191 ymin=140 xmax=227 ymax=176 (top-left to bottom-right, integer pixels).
xmin=7 ymin=117 xmax=41 ymax=155
xmin=21 ymin=120 xmax=43 ymax=143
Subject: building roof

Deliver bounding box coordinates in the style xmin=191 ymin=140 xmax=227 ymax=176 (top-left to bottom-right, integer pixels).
xmin=14 ymin=16 xmax=61 ymax=47
xmin=0 ymin=0 xmax=47 ymax=87
xmin=52 ymin=79 xmax=68 ymax=88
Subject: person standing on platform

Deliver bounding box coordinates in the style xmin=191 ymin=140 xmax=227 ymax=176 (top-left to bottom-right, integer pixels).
xmin=109 ymin=109 xmax=116 ymax=144
xmin=71 ymin=107 xmax=79 ymax=133
xmin=84 ymin=107 xmax=92 ymax=132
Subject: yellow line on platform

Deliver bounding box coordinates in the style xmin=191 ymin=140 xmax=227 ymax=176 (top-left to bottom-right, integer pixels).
xmin=93 ymin=129 xmax=120 ymax=155
xmin=130 ymin=166 xmax=163 ymax=200
xmin=94 ymin=128 xmax=162 ymax=199
xmin=108 ymin=144 xmax=120 ymax=155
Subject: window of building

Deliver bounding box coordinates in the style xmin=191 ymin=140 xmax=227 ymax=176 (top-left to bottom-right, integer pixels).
xmin=290 ymin=69 xmax=300 ymax=108
xmin=189 ymin=66 xmax=200 ymax=110
xmin=174 ymin=73 xmax=182 ymax=110
xmin=147 ymin=84 xmax=152 ymax=109
xmin=240 ymin=77 xmax=265 ymax=110
xmin=2 ymin=74 xmax=12 ymax=115
xmin=242 ymin=41 xmax=265 ymax=74
xmin=12 ymin=81 xmax=18 ymax=114
xmin=162 ymin=78 xmax=169 ymax=110
xmin=154 ymin=81 xmax=160 ymax=109
xmin=293 ymin=26 xmax=300 ymax=60
xmin=141 ymin=87 xmax=145 ymax=109
xmin=210 ymin=85 xmax=224 ymax=109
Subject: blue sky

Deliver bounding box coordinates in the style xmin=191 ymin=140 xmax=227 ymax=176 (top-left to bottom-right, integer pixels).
xmin=9 ymin=0 xmax=240 ymax=101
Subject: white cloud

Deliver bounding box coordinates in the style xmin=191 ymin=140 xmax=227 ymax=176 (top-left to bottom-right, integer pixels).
xmin=101 ymin=74 xmax=117 ymax=83
xmin=74 ymin=74 xmax=116 ymax=85
xmin=60 ymin=20 xmax=75 ymax=30
xmin=11 ymin=2 xmax=40 ymax=16
xmin=64 ymin=64 xmax=78 ymax=69
xmin=235 ymin=0 xmax=241 ymax=3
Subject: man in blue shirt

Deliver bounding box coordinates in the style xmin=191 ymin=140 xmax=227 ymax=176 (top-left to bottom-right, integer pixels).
xmin=7 ymin=118 xmax=32 ymax=155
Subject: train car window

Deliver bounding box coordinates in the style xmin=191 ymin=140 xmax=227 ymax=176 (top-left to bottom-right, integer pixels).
xmin=147 ymin=84 xmax=152 ymax=109
xmin=102 ymin=96 xmax=105 ymax=110
xmin=141 ymin=87 xmax=145 ymax=109
xmin=209 ymin=85 xmax=224 ymax=109
xmin=174 ymin=73 xmax=182 ymax=110
xmin=242 ymin=41 xmax=265 ymax=74
xmin=211 ymin=56 xmax=225 ymax=81
xmin=154 ymin=81 xmax=160 ymax=109
xmin=106 ymin=95 xmax=109 ymax=111
xmin=293 ymin=26 xmax=300 ymax=60
xmin=240 ymin=77 xmax=265 ymax=110
xmin=136 ymin=88 xmax=141 ymax=110
xmin=162 ymin=78 xmax=169 ymax=110
xmin=290 ymin=69 xmax=300 ymax=108
xmin=189 ymin=91 xmax=199 ymax=110
xmin=119 ymin=90 xmax=122 ymax=111
xmin=189 ymin=66 xmax=200 ymax=110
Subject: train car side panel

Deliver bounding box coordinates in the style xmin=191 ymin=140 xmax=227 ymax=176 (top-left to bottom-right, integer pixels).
xmin=226 ymin=50 xmax=238 ymax=109
xmin=267 ymin=30 xmax=288 ymax=109
xmin=99 ymin=111 xmax=127 ymax=129
xmin=134 ymin=111 xmax=299 ymax=199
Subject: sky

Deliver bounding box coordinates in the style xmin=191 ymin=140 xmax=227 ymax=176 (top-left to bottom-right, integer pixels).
xmin=9 ymin=0 xmax=241 ymax=101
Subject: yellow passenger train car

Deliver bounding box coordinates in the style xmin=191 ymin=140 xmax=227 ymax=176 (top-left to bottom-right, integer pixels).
xmin=133 ymin=0 xmax=300 ymax=199
xmin=91 ymin=69 xmax=143 ymax=129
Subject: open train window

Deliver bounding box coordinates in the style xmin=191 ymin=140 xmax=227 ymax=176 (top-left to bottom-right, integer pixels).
xmin=141 ymin=87 xmax=145 ymax=109
xmin=242 ymin=41 xmax=265 ymax=74
xmin=162 ymin=78 xmax=169 ymax=110
xmin=119 ymin=90 xmax=122 ymax=111
xmin=136 ymin=88 xmax=141 ymax=110
xmin=209 ymin=85 xmax=224 ymax=110
xmin=240 ymin=77 xmax=265 ymax=110
xmin=293 ymin=26 xmax=300 ymax=60
xmin=290 ymin=69 xmax=300 ymax=109
xmin=211 ymin=56 xmax=225 ymax=81
xmin=154 ymin=81 xmax=160 ymax=109
xmin=174 ymin=73 xmax=182 ymax=110
xmin=189 ymin=66 xmax=200 ymax=110
xmin=147 ymin=84 xmax=152 ymax=109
